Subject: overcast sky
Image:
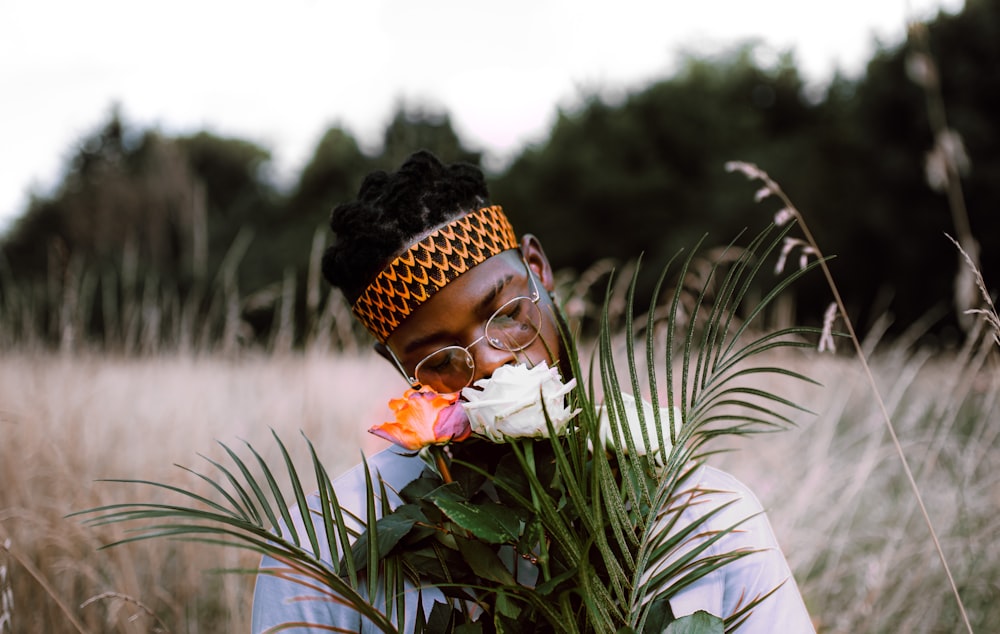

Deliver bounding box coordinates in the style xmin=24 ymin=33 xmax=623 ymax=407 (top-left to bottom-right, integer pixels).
xmin=0 ymin=0 xmax=964 ymax=234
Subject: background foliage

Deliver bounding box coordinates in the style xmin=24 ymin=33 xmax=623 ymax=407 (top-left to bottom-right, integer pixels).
xmin=1 ymin=1 xmax=996 ymax=350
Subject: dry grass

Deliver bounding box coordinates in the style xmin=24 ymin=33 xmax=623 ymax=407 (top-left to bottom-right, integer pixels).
xmin=0 ymin=344 xmax=996 ymax=632
xmin=713 ymin=345 xmax=999 ymax=633
xmin=0 ymin=351 xmax=397 ymax=633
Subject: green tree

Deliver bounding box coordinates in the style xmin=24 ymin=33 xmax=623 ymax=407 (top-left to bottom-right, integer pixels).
xmin=378 ymin=103 xmax=482 ymax=170
xmin=492 ymin=46 xmax=834 ymax=320
xmin=3 ymin=108 xmax=200 ymax=280
xmin=829 ymin=0 xmax=1000 ymax=339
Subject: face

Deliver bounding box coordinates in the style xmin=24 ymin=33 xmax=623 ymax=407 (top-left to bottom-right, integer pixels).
xmin=382 ymin=235 xmax=561 ymax=393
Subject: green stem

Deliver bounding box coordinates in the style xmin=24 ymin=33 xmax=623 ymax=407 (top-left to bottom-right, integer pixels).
xmin=432 ymin=445 xmax=453 ymax=484
xmin=523 ymin=441 xmax=553 ymax=580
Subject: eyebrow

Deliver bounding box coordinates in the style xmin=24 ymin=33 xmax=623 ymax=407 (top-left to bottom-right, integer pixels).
xmin=401 ymin=273 xmax=514 ymax=357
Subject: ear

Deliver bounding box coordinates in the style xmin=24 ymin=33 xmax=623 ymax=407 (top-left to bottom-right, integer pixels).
xmin=520 ymin=233 xmax=555 ymax=292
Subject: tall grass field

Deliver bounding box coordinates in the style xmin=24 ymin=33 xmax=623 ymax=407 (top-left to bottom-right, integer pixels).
xmin=0 ymin=341 xmax=996 ymax=633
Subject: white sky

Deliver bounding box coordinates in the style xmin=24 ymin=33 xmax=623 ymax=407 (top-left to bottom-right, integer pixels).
xmin=0 ymin=0 xmax=964 ymax=234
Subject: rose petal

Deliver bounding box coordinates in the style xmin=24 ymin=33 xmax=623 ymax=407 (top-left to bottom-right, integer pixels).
xmin=372 ymin=387 xmax=468 ymax=451
xmin=433 ymin=403 xmax=472 ymax=443
xmin=460 ymin=362 xmax=579 ymax=441
xmin=369 ymin=421 xmax=426 ymax=451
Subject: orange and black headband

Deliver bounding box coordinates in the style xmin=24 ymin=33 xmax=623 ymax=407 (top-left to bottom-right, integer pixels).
xmin=352 ymin=205 xmax=518 ymax=342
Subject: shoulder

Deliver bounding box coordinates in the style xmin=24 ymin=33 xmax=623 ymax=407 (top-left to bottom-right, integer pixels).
xmin=256 ymin=447 xmax=428 ymax=563
xmin=333 ymin=445 xmax=428 ymax=486
xmin=251 ymin=448 xmax=431 ymax=633
xmin=677 ymin=464 xmax=775 ymax=546
xmin=683 ymin=464 xmax=762 ymax=504
xmin=669 ymin=465 xmax=815 ymax=632
xmin=315 ymin=447 xmax=428 ymax=510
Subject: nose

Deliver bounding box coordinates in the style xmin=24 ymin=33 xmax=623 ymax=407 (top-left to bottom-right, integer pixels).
xmin=469 ymin=340 xmax=517 ymax=385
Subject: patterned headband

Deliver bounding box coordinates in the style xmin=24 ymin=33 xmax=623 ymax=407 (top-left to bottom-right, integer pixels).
xmin=352 ymin=205 xmax=519 ymax=342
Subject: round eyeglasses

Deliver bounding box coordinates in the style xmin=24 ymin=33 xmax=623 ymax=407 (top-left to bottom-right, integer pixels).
xmin=386 ymin=258 xmax=543 ymax=394
xmin=413 ymin=295 xmax=542 ymax=393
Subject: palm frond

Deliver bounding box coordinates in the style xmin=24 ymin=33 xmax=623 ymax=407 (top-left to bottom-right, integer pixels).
xmin=587 ymin=222 xmax=819 ymax=630
xmin=73 ymin=221 xmax=818 ymax=633
xmin=73 ymin=436 xmax=407 ymax=633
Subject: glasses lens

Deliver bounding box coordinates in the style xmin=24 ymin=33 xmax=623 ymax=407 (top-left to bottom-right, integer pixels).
xmin=414 ymin=346 xmax=475 ymax=394
xmin=485 ymin=297 xmax=542 ymax=352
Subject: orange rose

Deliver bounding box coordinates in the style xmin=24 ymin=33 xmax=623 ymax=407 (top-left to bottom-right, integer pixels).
xmin=369 ymin=387 xmax=471 ymax=451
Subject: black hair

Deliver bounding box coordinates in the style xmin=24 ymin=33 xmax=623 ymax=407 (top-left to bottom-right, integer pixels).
xmin=321 ymin=150 xmax=490 ymax=303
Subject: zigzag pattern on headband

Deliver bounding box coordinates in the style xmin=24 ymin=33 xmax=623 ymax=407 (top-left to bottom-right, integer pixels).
xmin=352 ymin=205 xmax=518 ymax=342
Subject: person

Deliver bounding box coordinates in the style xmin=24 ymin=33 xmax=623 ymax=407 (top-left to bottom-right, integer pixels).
xmin=250 ymin=150 xmax=815 ymax=632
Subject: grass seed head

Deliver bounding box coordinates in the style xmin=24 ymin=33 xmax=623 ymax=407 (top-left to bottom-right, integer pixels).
xmin=818 ymin=303 xmax=839 ymax=353
xmin=0 ymin=539 xmax=12 ymax=634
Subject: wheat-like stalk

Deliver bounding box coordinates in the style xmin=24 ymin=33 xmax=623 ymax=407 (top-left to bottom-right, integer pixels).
xmin=947 ymin=233 xmax=1000 ymax=349
xmin=0 ymin=539 xmax=13 ymax=634
xmin=905 ymin=20 xmax=987 ymax=341
xmin=0 ymin=536 xmax=88 ymax=634
xmin=80 ymin=592 xmax=169 ymax=633
xmin=725 ymin=159 xmax=974 ymax=634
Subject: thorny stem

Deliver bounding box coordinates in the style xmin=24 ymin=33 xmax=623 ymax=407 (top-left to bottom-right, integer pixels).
xmin=725 ymin=161 xmax=974 ymax=634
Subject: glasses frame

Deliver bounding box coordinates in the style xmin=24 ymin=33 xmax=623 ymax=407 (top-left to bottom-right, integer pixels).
xmin=385 ymin=255 xmax=543 ymax=393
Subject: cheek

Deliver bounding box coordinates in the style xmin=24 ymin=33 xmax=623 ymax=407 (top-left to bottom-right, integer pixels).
xmin=534 ymin=309 xmax=562 ymax=364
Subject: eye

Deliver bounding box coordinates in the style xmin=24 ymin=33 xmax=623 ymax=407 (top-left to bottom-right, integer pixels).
xmin=418 ymin=345 xmax=474 ymax=377
xmin=422 ymin=349 xmax=457 ymax=372
xmin=499 ymin=300 xmax=523 ymax=320
xmin=415 ymin=345 xmax=475 ymax=393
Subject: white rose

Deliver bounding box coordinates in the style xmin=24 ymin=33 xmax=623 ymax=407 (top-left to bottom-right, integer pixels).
xmin=596 ymin=393 xmax=682 ymax=464
xmin=461 ymin=362 xmax=579 ymax=442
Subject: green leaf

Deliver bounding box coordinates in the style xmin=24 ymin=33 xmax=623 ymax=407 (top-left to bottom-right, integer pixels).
xmin=426 ymin=601 xmax=457 ymax=632
xmin=493 ymin=450 xmax=531 ymax=505
xmin=430 ymin=498 xmax=520 ymax=545
xmin=495 ymin=591 xmax=521 ymax=621
xmin=400 ymin=471 xmax=442 ymax=502
xmin=349 ymin=504 xmax=423 ymax=570
xmin=534 ymin=565 xmax=577 ymax=596
xmin=495 ymin=612 xmax=523 ymax=634
xmin=454 ymin=535 xmax=517 ymax=585
xmin=642 ymin=594 xmax=675 ymax=633
xmin=663 ymin=610 xmax=724 ymax=634
xmin=518 ymin=516 xmax=545 ymax=564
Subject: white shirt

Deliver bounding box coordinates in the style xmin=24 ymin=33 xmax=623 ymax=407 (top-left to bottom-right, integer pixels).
xmin=251 ymin=448 xmax=815 ymax=633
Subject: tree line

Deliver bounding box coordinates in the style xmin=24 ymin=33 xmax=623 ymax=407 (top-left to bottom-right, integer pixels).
xmin=1 ymin=0 xmax=996 ymax=351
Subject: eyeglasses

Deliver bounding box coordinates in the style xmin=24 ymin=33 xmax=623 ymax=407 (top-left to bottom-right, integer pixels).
xmin=387 ymin=257 xmax=542 ymax=394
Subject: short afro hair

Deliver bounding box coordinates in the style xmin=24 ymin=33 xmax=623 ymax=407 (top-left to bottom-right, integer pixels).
xmin=321 ymin=150 xmax=490 ymax=303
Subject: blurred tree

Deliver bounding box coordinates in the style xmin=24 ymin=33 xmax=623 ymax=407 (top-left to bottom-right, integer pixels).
xmin=2 ymin=1 xmax=995 ymax=349
xmin=239 ymin=127 xmax=374 ymax=340
xmin=377 ymin=102 xmax=482 ymax=170
xmin=492 ymin=0 xmax=998 ymax=339
xmin=286 ymin=127 xmax=371 ymax=221
xmin=491 ymin=46 xmax=834 ymax=321
xmin=177 ymin=131 xmax=276 ymax=220
xmin=3 ymin=108 xmax=200 ymax=281
xmin=174 ymin=130 xmax=282 ymax=284
xmin=0 ymin=108 xmax=284 ymax=347
xmin=829 ymin=0 xmax=1000 ymax=340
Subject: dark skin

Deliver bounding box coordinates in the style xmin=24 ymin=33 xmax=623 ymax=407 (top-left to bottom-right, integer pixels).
xmin=378 ymin=234 xmax=564 ymax=391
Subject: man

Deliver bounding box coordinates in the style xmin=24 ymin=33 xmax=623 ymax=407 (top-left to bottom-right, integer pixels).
xmin=251 ymin=150 xmax=814 ymax=632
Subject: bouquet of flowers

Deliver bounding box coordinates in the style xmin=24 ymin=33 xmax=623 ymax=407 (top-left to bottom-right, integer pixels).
xmin=77 ymin=224 xmax=822 ymax=633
